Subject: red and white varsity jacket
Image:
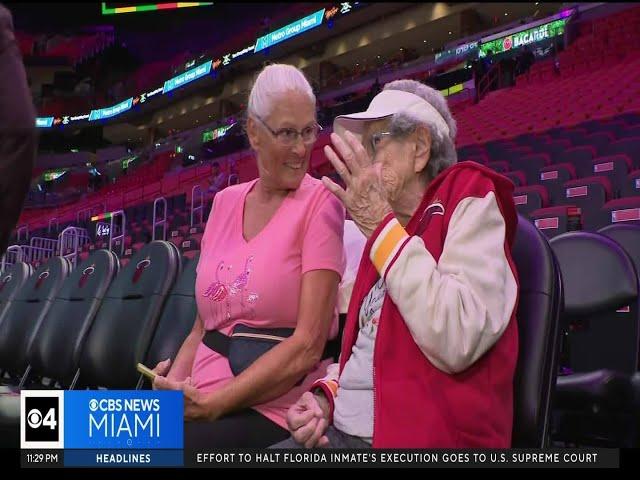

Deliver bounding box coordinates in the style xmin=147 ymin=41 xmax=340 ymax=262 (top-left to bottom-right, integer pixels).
xmin=312 ymin=161 xmax=520 ymax=448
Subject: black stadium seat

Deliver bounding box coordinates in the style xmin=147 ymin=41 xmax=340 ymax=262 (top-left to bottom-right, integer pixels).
xmin=0 ymin=262 xmax=32 ymax=327
xmin=504 ymin=170 xmax=526 ymax=187
xmin=511 ymin=153 xmax=551 ymax=185
xmin=550 ymin=231 xmax=640 ymax=446
xmin=592 ymin=197 xmax=640 ymax=231
xmin=591 ymin=155 xmax=634 ymax=196
xmin=556 ymin=146 xmax=596 ymax=179
xmin=24 ymin=250 xmax=120 ymax=389
xmin=181 ymin=237 xmax=200 ymax=259
xmin=140 ymin=253 xmax=199 ymax=388
xmin=530 ymin=206 xmax=581 ymax=239
xmin=0 ymin=257 xmax=71 ymax=384
xmin=513 ymin=185 xmax=549 ymax=217
xmin=622 ymin=170 xmax=640 ymax=198
xmin=511 ymin=215 xmax=564 ymax=447
xmin=538 ymin=163 xmax=577 ymax=205
xmin=76 ymin=241 xmax=180 ymax=389
xmin=560 ymin=176 xmax=612 ymax=229
xmin=550 ymin=231 xmax=639 ymax=374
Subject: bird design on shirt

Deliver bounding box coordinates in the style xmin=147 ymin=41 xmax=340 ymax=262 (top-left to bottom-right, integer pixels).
xmin=203 ymin=255 xmax=258 ymax=321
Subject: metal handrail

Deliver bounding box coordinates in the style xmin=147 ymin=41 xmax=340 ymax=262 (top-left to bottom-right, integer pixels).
xmin=108 ymin=210 xmax=126 ymax=258
xmin=153 ymin=196 xmax=168 ymax=241
xmin=190 ymin=185 xmax=204 ymax=227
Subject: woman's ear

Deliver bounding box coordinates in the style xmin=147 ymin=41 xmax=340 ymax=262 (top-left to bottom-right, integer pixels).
xmin=413 ymin=125 xmax=432 ymax=174
xmin=246 ymin=117 xmax=260 ymax=151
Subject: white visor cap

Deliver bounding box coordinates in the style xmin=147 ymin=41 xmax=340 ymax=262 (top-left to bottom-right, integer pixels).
xmin=333 ymin=89 xmax=451 ymax=143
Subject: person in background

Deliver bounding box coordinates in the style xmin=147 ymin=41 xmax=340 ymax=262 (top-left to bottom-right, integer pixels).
xmin=207 ymin=161 xmax=228 ymax=195
xmin=0 ymin=4 xmax=37 ymax=256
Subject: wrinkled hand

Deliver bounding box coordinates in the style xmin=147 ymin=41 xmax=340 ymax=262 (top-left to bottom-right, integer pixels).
xmin=322 ymin=131 xmax=392 ymax=238
xmin=153 ymin=375 xmax=219 ymax=421
xmin=286 ymin=391 xmax=330 ymax=448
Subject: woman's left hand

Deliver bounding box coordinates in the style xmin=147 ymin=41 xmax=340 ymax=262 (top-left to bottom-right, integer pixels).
xmin=322 ymin=131 xmax=393 ymax=238
xmin=153 ymin=376 xmax=221 ymax=421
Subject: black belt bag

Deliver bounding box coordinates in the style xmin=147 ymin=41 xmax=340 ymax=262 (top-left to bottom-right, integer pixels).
xmin=203 ymin=324 xmax=340 ymax=382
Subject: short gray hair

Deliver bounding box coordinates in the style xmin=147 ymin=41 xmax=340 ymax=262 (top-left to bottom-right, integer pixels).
xmin=383 ymin=79 xmax=458 ymax=180
xmin=248 ymin=63 xmax=316 ymax=119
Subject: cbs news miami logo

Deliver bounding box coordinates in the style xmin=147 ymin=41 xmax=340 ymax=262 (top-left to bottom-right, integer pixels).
xmin=21 ymin=390 xmax=183 ymax=453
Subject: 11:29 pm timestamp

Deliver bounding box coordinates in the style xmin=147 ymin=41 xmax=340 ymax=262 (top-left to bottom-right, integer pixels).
xmin=21 ymin=451 xmax=62 ymax=468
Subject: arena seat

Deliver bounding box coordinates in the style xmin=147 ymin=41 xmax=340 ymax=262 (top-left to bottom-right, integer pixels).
xmin=140 ymin=253 xmax=199 ymax=388
xmin=591 ymin=155 xmax=634 ymax=196
xmin=555 ymin=146 xmax=596 ymax=179
xmin=513 ymin=185 xmax=549 ymax=217
xmin=591 ymin=197 xmax=640 ymax=231
xmin=560 ymin=176 xmax=613 ymax=228
xmin=75 ymin=241 xmax=180 ymax=389
xmin=511 ymin=215 xmax=563 ymax=447
xmin=0 ymin=262 xmax=32 ymax=328
xmin=551 ymin=230 xmax=640 ymax=446
xmin=0 ymin=257 xmax=71 ymax=384
xmin=23 ymin=250 xmax=120 ymax=389
xmin=550 ymin=231 xmax=638 ymax=373
xmin=622 ymin=170 xmax=640 ymax=198
xmin=538 ymin=163 xmax=578 ymax=205
xmin=530 ymin=206 xmax=582 ymax=239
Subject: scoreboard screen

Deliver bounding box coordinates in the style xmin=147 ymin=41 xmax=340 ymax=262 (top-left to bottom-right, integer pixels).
xmin=101 ymin=2 xmax=213 ymax=16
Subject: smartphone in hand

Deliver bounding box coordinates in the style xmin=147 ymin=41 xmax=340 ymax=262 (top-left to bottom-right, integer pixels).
xmin=136 ymin=362 xmax=157 ymax=381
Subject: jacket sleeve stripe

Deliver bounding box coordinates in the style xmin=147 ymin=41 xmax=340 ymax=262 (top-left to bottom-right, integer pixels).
xmin=371 ymin=218 xmax=409 ymax=275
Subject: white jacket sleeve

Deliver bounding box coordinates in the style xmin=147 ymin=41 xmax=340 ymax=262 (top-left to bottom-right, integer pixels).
xmin=369 ymin=191 xmax=518 ymax=374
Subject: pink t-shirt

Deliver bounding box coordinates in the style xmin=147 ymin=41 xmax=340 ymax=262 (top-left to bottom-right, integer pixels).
xmin=193 ymin=174 xmax=346 ymax=429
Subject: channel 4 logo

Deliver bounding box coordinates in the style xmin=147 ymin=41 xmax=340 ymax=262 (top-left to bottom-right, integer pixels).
xmin=21 ymin=390 xmax=182 ymax=451
xmin=21 ymin=391 xmax=65 ymax=449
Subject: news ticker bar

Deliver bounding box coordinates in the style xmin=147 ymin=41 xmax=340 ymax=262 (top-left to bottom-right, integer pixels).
xmin=22 ymin=449 xmax=620 ymax=468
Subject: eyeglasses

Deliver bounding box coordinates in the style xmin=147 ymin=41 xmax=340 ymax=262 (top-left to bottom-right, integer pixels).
xmin=254 ymin=114 xmax=322 ymax=147
xmin=369 ymin=131 xmax=394 ymax=155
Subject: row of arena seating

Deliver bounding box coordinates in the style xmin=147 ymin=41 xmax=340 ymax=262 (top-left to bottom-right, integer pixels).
xmin=1 ymin=218 xmax=640 ymax=447
xmin=0 ymin=242 xmax=197 ymax=395
xmin=518 ymin=6 xmax=640 ymax=88
xmin=21 ymin=35 xmax=640 ymax=241
xmin=457 ymin=113 xmax=640 ymax=237
xmin=455 ymin=54 xmax=640 ymax=145
xmin=11 ymin=110 xmax=640 ymax=272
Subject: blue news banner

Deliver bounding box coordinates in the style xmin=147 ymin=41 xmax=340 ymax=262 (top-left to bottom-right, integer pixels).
xmin=21 ymin=390 xmax=183 ymax=467
xmin=20 ymin=390 xmax=620 ymax=468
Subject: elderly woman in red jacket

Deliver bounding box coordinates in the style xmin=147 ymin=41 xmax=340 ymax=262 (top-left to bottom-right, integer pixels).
xmin=274 ymin=79 xmax=520 ymax=448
